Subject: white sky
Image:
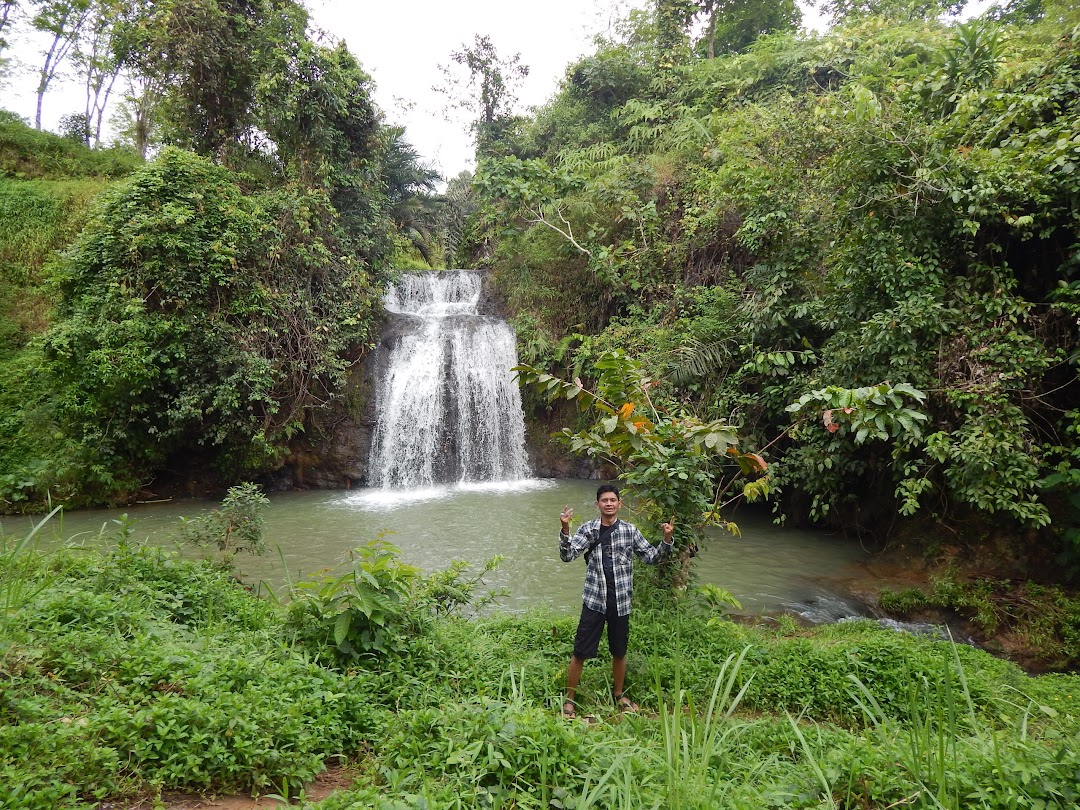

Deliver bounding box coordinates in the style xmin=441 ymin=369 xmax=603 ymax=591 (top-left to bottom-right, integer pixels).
xmin=307 ymin=0 xmax=654 ymax=181
xmin=3 ymin=0 xmax=659 ymax=179
xmin=7 ymin=1 xmax=1004 ymax=183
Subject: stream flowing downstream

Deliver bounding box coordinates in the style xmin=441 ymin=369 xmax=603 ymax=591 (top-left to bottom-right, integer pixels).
xmin=1 ymin=480 xmax=870 ymax=617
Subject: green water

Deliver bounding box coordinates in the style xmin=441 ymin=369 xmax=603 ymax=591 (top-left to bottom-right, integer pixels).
xmin=1 ymin=480 xmax=869 ymax=616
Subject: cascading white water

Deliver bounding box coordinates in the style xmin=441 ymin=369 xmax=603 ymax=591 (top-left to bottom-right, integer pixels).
xmin=368 ymin=271 xmax=530 ymax=488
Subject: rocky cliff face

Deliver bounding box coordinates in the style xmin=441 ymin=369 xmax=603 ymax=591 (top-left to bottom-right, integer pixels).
xmin=270 ymin=330 xmax=382 ymax=491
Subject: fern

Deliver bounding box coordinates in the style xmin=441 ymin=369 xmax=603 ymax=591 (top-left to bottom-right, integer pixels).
xmin=668 ymin=337 xmax=733 ymax=387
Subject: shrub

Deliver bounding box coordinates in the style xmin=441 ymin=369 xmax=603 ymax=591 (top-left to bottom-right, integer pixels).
xmin=41 ymin=148 xmax=384 ymax=502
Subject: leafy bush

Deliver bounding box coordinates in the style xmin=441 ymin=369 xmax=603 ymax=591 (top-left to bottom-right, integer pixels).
xmin=287 ymin=539 xmax=422 ymax=661
xmin=180 ymin=481 xmax=270 ymax=559
xmin=380 ymin=698 xmax=588 ymax=803
xmin=516 ymin=350 xmax=769 ymax=559
xmin=40 ymin=148 xmax=384 ymax=502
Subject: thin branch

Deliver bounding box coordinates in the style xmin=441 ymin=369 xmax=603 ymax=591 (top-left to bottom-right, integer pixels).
xmin=525 ymin=205 xmax=591 ymax=256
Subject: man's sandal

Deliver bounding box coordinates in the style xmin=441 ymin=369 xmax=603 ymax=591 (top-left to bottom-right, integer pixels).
xmin=561 ymin=700 xmax=577 ymax=719
xmin=614 ymin=693 xmax=638 ymax=713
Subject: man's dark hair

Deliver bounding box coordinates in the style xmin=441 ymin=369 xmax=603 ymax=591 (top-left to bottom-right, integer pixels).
xmin=596 ymin=484 xmax=620 ymax=500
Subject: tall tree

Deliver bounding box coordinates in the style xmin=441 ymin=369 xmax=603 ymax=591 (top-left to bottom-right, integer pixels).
xmin=441 ymin=170 xmax=477 ymax=267
xmin=123 ymin=0 xmax=309 ymax=161
xmin=0 ymin=0 xmax=15 ymax=81
xmin=696 ymin=0 xmax=801 ymax=57
xmin=437 ymin=34 xmax=529 ymax=155
xmin=110 ymin=73 xmax=162 ymax=158
xmin=257 ymin=39 xmax=378 ymax=184
xmin=821 ymin=0 xmax=966 ymax=23
xmin=655 ymin=0 xmax=696 ymax=67
xmin=255 ymin=38 xmax=394 ymax=263
xmin=30 ymin=0 xmax=92 ymax=129
xmin=76 ymin=0 xmax=125 ymax=145
xmin=379 ymin=126 xmax=442 ymax=265
xmin=0 ymin=0 xmax=17 ymax=54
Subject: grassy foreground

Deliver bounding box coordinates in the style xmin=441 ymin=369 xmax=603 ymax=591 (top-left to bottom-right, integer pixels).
xmin=2 ymin=528 xmax=1079 ymax=809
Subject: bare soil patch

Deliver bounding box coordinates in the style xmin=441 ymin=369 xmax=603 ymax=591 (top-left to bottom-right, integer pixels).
xmin=103 ymin=767 xmax=356 ymax=810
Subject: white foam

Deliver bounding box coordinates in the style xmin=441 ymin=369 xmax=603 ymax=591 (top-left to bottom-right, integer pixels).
xmin=339 ymin=486 xmax=452 ymax=511
xmin=452 ymin=478 xmax=557 ymax=494
xmin=335 ymin=479 xmax=557 ymax=512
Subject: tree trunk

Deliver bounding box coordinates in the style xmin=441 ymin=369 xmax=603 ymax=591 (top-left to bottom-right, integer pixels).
xmin=36 ymin=31 xmax=65 ymax=130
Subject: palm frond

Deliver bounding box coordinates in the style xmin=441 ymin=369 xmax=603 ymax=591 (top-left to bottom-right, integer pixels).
xmin=668 ymin=338 xmax=733 ymax=387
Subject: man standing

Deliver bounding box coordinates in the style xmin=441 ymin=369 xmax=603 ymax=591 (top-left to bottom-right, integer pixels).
xmin=559 ymin=484 xmax=674 ymax=718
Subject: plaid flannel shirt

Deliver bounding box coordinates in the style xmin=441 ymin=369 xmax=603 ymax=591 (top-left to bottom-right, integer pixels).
xmin=559 ymin=518 xmax=672 ymax=617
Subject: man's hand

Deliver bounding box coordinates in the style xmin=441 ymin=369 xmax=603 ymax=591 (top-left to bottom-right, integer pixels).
xmin=661 ymin=515 xmax=675 ymax=543
xmin=560 ymin=505 xmax=574 ymax=534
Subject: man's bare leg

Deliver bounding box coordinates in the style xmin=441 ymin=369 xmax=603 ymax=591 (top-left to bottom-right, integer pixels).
xmin=564 ymin=656 xmax=584 ymax=716
xmin=612 ymin=655 xmax=626 ymax=696
xmin=612 ymin=656 xmax=637 ymax=712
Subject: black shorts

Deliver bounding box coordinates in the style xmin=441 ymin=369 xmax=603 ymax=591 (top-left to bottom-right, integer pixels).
xmin=572 ymin=604 xmax=629 ymax=660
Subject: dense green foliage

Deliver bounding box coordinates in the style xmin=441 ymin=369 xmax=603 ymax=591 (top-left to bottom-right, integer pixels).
xmin=5 ymin=3 xmax=1080 ymax=806
xmin=0 ymin=0 xmax=448 ymax=510
xmin=1 ymin=536 xmax=383 ymax=806
xmin=464 ymin=5 xmax=1080 ymax=568
xmin=39 ymin=148 xmax=384 ymax=499
xmin=1 ymin=525 xmax=1078 ymax=808
xmin=0 ymin=116 xmax=140 ymax=507
xmin=880 ymin=573 xmax=1080 ymax=669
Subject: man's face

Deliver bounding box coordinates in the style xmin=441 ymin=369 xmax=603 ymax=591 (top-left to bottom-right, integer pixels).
xmin=596 ymin=492 xmax=621 ymax=518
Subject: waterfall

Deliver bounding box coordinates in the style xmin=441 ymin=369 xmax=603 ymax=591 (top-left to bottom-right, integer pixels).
xmin=368 ymin=271 xmax=530 ymax=488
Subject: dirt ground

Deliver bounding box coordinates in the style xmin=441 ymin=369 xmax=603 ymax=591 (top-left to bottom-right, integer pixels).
xmin=103 ymin=767 xmax=356 ymax=810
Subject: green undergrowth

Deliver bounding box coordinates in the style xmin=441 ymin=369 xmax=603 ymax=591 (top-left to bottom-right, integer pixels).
xmin=0 ymin=131 xmax=130 ymax=509
xmin=2 ymin=533 xmax=1079 ymax=809
xmin=879 ymin=574 xmax=1080 ymax=671
xmin=0 ymin=112 xmax=141 ymax=181
xmin=0 ymin=174 xmax=116 ymax=363
xmin=0 ymin=115 xmax=134 ymax=356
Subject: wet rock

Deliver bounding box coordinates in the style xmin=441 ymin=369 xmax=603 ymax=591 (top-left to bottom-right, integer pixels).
xmin=268 ymin=345 xmax=380 ymax=490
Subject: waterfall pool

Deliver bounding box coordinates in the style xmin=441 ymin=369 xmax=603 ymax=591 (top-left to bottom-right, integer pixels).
xmin=1 ymin=479 xmax=872 ymax=618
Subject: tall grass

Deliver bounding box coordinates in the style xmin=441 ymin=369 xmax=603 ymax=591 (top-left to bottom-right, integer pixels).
xmin=1 ymin=175 xmax=119 ymax=511
xmin=789 ymin=636 xmax=1080 ymax=809
xmin=573 ymin=745 xmax=647 ymax=810
xmin=0 ymin=504 xmax=62 ymax=631
xmin=848 ymin=642 xmax=973 ymax=808
xmin=0 ymin=113 xmax=140 ymax=180
xmin=653 ymin=645 xmax=754 ymax=808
